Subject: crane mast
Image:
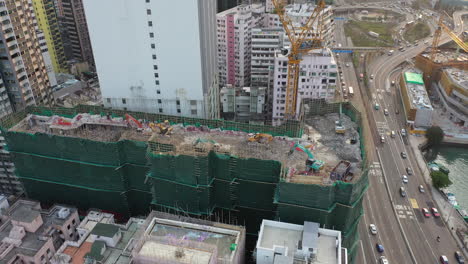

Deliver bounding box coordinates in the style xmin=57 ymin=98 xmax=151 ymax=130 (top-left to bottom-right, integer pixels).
xmin=430 ymin=16 xmax=468 ymax=62
xmin=271 ymin=0 xmax=326 ymax=119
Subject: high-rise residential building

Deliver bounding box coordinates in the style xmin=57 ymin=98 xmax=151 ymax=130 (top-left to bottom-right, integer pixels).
xmin=0 ymin=0 xmax=53 ymax=112
xmin=217 ymin=4 xmax=265 ymax=88
xmin=220 ymin=85 xmax=266 ymax=122
xmin=32 ymin=0 xmax=68 ymax=73
xmin=58 ymin=0 xmax=95 ymax=69
xmin=272 ymin=48 xmax=337 ymax=124
xmin=251 ymin=28 xmax=285 ymax=118
xmin=83 ymin=0 xmax=218 ymax=118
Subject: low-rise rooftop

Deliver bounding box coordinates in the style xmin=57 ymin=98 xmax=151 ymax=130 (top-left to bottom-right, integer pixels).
xmin=403 ymin=71 xmax=433 ymax=110
xmin=444 ymin=68 xmax=468 ymax=89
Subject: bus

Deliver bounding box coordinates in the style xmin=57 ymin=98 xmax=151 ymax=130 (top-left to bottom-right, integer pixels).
xmin=348 ymin=86 xmax=354 ymax=97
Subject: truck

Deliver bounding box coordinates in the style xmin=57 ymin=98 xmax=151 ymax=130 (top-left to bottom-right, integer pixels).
xmin=348 ymin=86 xmax=354 ymax=97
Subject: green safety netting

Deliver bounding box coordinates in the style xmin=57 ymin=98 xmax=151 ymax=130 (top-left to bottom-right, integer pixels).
xmin=0 ymin=104 xmax=369 ymax=264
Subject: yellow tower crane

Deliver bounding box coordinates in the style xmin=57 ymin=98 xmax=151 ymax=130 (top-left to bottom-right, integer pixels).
xmin=271 ymin=0 xmax=326 ymax=119
xmin=430 ymin=16 xmax=468 ymax=62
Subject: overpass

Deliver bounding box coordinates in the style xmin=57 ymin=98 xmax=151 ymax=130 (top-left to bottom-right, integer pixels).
xmin=331 ymin=46 xmax=392 ymax=53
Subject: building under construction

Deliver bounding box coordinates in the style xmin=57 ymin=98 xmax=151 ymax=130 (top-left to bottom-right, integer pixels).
xmin=0 ymin=100 xmax=368 ymax=262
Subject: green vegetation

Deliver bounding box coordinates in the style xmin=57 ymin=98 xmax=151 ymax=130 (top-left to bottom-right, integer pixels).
xmin=404 ymin=22 xmax=431 ymax=42
xmin=430 ymin=170 xmax=452 ymax=189
xmin=426 ymin=126 xmax=444 ymax=147
xmin=344 ymin=20 xmax=395 ymax=47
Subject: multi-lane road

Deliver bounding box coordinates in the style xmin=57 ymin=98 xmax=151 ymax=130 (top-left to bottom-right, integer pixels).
xmin=334 ymin=7 xmax=467 ymax=264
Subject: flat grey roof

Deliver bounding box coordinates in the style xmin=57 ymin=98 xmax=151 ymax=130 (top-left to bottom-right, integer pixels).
xmin=10 ymin=206 xmax=39 ymax=223
xmin=303 ymin=221 xmax=319 ymax=249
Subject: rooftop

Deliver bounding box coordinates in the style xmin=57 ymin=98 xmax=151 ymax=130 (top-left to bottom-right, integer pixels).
xmin=256 ymin=220 xmax=343 ymax=264
xmin=421 ymin=50 xmax=468 ymax=64
xmin=444 ymin=68 xmax=468 ymax=89
xmin=403 ymin=71 xmax=433 ymax=110
xmin=91 ymin=223 xmax=120 ymax=238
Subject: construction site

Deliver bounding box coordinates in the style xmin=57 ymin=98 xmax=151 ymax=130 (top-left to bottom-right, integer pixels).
xmin=0 ymin=101 xmax=368 ymax=262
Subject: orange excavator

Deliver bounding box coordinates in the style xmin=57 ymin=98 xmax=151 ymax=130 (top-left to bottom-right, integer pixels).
xmin=125 ymin=114 xmax=143 ymax=129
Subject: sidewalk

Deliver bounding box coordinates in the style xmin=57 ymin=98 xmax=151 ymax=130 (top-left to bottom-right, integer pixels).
xmin=408 ymin=135 xmax=468 ymax=254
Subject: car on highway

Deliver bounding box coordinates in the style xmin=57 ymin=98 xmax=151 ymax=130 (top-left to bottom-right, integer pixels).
xmin=402 ymin=175 xmax=408 ymax=183
xmin=391 ymin=131 xmax=396 ymax=138
xmin=376 ymin=243 xmax=384 ymax=253
xmin=401 ymin=128 xmax=407 ymax=136
xmin=422 ymin=208 xmax=431 ymax=217
xmin=370 ymin=74 xmax=374 ymax=79
xmin=440 ymin=255 xmax=449 ymax=264
xmin=369 ymin=224 xmax=377 ymax=235
xmin=419 ymin=185 xmax=425 ymax=193
xmin=407 ymin=43 xmax=411 ymax=47
xmin=384 ymin=109 xmax=389 ymax=116
xmin=431 ymin=207 xmax=441 ymax=217
xmin=380 ymin=135 xmax=385 ymax=143
xmin=391 ymin=80 xmax=395 ymax=86
xmin=406 ymin=167 xmax=413 ymax=175
xmin=455 ymin=251 xmax=465 ymax=263
xmin=401 ymin=152 xmax=407 ymax=159
xmin=379 ymin=256 xmax=389 ymax=264
xmin=400 ymin=187 xmax=406 ymax=197
xmin=375 ymin=103 xmax=380 ymax=110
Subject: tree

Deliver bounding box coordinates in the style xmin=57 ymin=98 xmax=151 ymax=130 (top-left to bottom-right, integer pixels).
xmin=430 ymin=171 xmax=452 ymax=189
xmin=426 ymin=126 xmax=444 ymax=147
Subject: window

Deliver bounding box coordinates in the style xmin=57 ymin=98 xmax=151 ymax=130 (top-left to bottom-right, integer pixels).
xmin=151 ymin=44 xmax=155 ymax=49
xmin=152 ymin=54 xmax=157 ymax=60
xmin=177 ymin=109 xmax=181 ymax=113
xmin=149 ymin=32 xmax=154 ymax=38
xmin=146 ymin=0 xmax=150 ymax=2
xmin=157 ymin=90 xmax=161 ymax=94
xmin=106 ymin=98 xmax=111 ymax=103
xmin=190 ymin=100 xmax=197 ymax=106
xmin=153 ymin=65 xmax=158 ymax=70
xmin=154 ymin=73 xmax=158 ymax=77
xmin=191 ymin=109 xmax=197 ymax=115
xmin=148 ymin=21 xmax=153 ymax=26
xmin=159 ymin=108 xmax=163 ymax=113
xmin=147 ymin=9 xmax=151 ymax=15
xmin=157 ymin=99 xmax=162 ymax=104
xmin=176 ymin=100 xmax=180 ymax=105
xmin=122 ymin=98 xmax=126 ymax=104
xmin=72 ymin=219 xmax=76 ymax=224
xmin=156 ymin=80 xmax=160 ymax=85
xmin=67 ymin=224 xmax=71 ymax=230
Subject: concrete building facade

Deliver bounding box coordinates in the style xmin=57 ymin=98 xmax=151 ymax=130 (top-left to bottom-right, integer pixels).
xmin=32 ymin=0 xmax=68 ymax=73
xmin=255 ymin=220 xmax=346 ymax=264
xmin=0 ymin=0 xmax=54 ymax=113
xmin=272 ymin=48 xmax=337 ymax=124
xmin=83 ymin=0 xmax=218 ymax=118
xmin=217 ymin=4 xmax=266 ymax=88
xmin=58 ymin=0 xmax=95 ymax=69
xmin=220 ymin=85 xmax=267 ymax=122
xmin=435 ymin=68 xmax=468 ymax=128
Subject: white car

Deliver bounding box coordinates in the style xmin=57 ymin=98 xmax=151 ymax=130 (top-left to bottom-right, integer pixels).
xmin=345 ymin=63 xmax=350 ymax=67
xmin=379 ymin=256 xmax=389 ymax=264
xmin=369 ymin=224 xmax=377 ymax=235
xmin=402 ymin=175 xmax=408 ymax=183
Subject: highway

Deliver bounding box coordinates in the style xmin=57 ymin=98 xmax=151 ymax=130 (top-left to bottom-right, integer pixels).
xmin=334 ymin=7 xmax=467 ymax=264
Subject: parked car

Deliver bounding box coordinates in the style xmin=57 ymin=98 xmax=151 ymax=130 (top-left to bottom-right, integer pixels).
xmin=376 ymin=243 xmax=384 ymax=253
xmin=402 ymin=175 xmax=408 ymax=183
xmin=419 ymin=185 xmax=425 ymax=193
xmin=406 ymin=167 xmax=413 ymax=175
xmin=422 ymin=208 xmax=431 ymax=217
xmin=401 ymin=152 xmax=407 ymax=159
xmin=455 ymin=251 xmax=465 ymax=263
xmin=369 ymin=224 xmax=377 ymax=235
xmin=346 ymin=63 xmax=350 ymax=67
xmin=431 ymin=207 xmax=441 ymax=217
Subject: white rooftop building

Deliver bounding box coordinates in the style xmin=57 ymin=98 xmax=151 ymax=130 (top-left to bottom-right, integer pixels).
xmin=83 ymin=0 xmax=218 ymax=118
xmin=255 ymin=220 xmax=346 ymax=264
xmin=272 ymin=48 xmax=337 ymax=125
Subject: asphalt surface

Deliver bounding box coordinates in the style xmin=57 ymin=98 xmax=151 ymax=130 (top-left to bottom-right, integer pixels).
xmin=334 ymin=8 xmax=467 ymax=264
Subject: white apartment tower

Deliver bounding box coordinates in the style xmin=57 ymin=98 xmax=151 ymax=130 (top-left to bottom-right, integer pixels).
xmin=83 ymin=0 xmax=218 ymax=118
xmin=217 ymin=4 xmax=265 ymax=88
xmin=272 ymin=48 xmax=337 ymax=124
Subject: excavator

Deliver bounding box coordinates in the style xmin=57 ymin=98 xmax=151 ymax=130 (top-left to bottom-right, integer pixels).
xmin=289 ymin=142 xmax=324 ymax=172
xmin=248 ymin=133 xmax=274 ymax=143
xmin=149 ymin=120 xmax=173 ymax=135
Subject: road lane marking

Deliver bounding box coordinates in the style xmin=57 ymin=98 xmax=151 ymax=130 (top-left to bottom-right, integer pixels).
xmin=410 ymin=198 xmax=419 ymax=209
